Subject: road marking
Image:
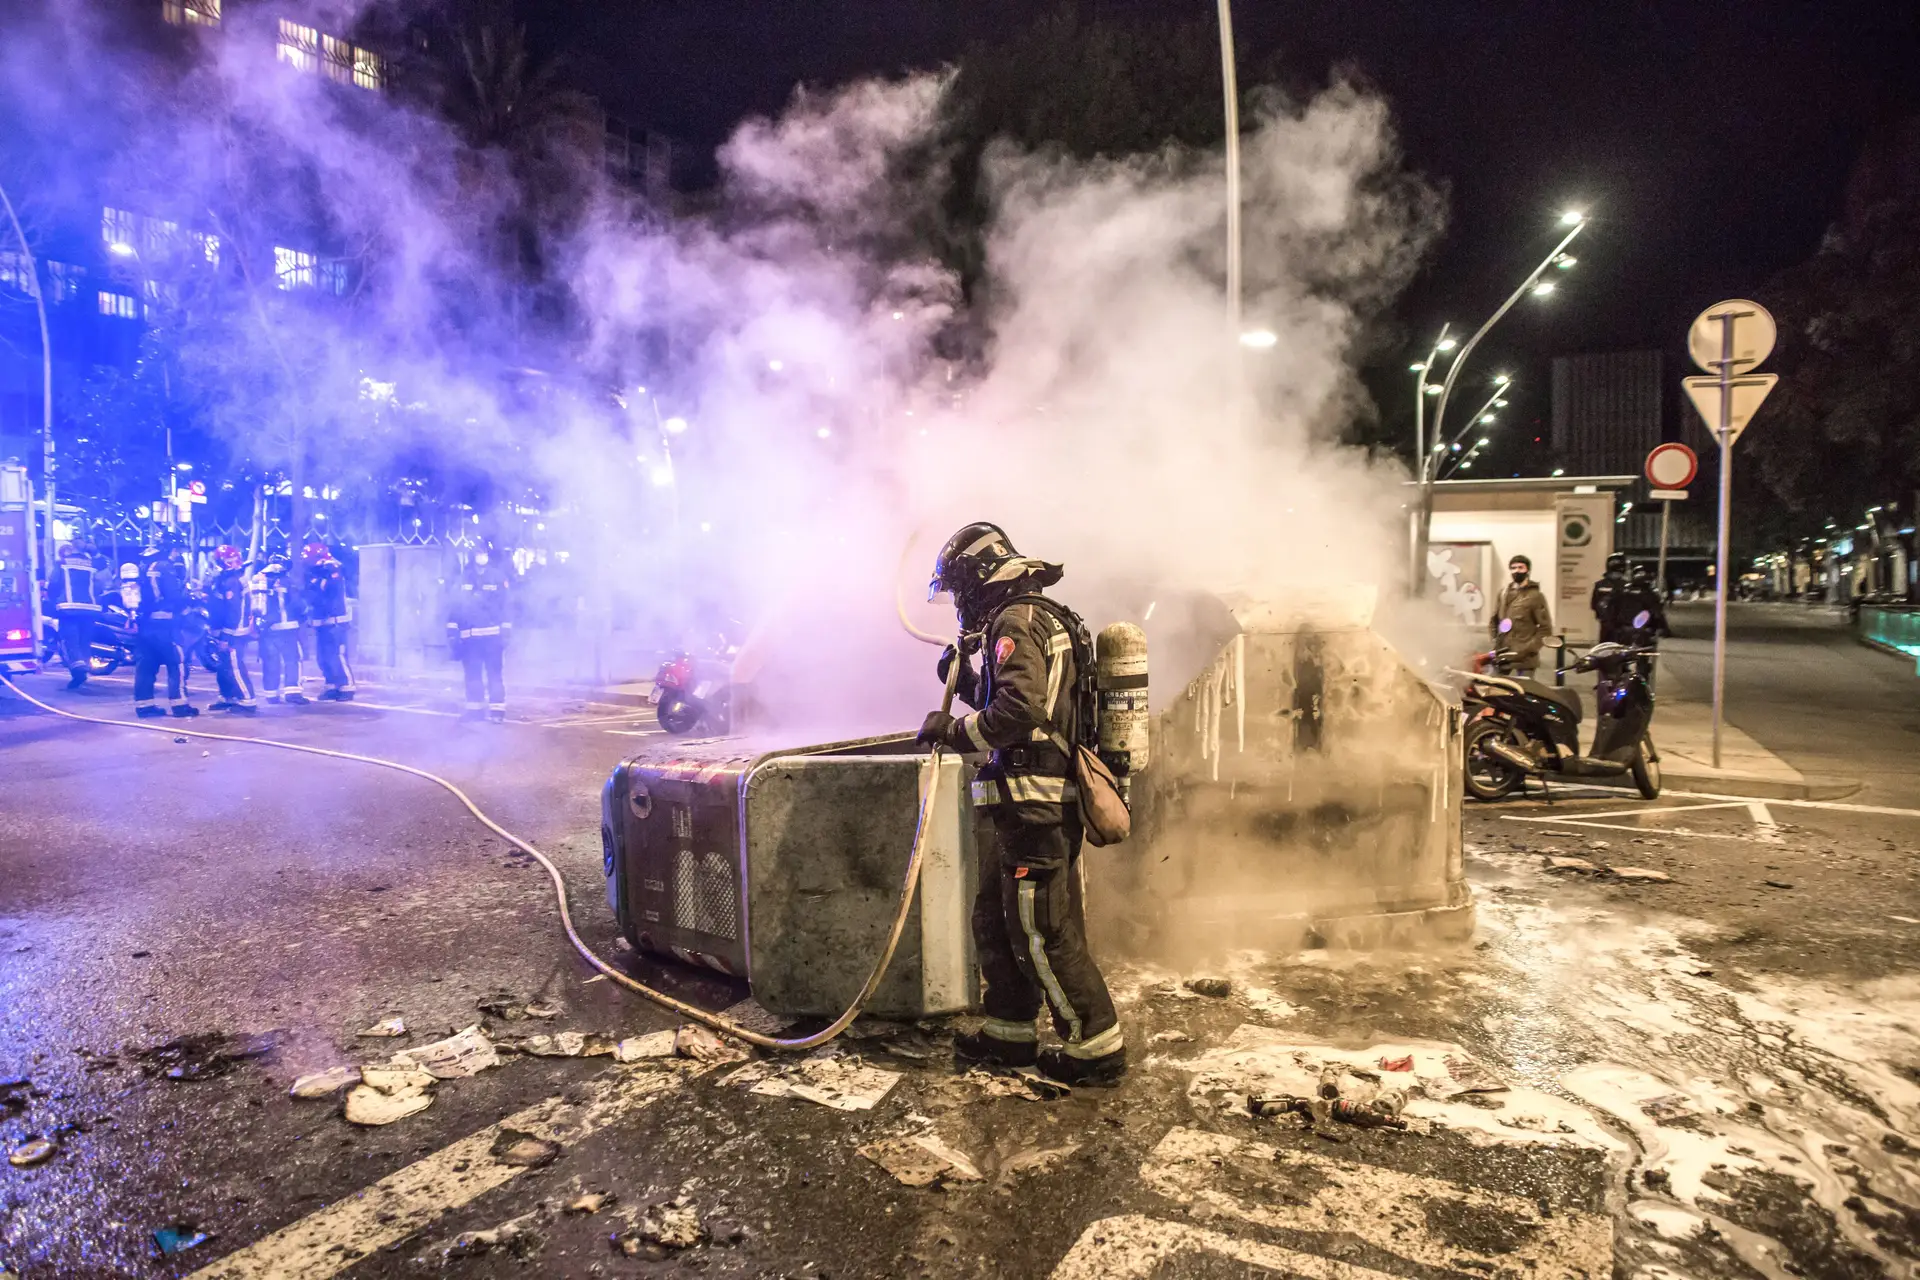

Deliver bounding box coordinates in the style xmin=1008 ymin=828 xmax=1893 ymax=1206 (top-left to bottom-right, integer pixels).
xmin=187 ymin=1067 xmax=692 ymax=1280
xmin=1051 ymin=1215 xmax=1400 ymax=1280
xmin=1136 ymin=1127 xmax=1611 ymax=1277
xmin=1500 ymin=815 xmax=1751 ymax=842
xmin=604 ymin=728 xmax=668 ymax=738
xmin=1504 ymin=800 xmax=1750 ymax=822
xmin=1500 ymin=789 xmax=1920 ymax=822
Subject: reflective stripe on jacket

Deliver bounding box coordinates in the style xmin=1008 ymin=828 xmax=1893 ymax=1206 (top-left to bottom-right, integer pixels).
xmin=946 ymin=596 xmax=1079 ymax=824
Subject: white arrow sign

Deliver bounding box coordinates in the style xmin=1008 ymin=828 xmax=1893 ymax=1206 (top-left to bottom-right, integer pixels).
xmin=1683 ymin=373 xmax=1778 ymax=443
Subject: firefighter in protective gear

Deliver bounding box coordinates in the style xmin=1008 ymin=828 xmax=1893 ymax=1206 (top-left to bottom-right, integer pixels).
xmin=203 ymin=545 xmax=258 ymax=714
xmin=302 ymin=542 xmax=355 ymax=701
xmin=918 ymin=522 xmax=1125 ymax=1086
xmin=447 ymin=547 xmax=511 ymax=723
xmin=132 ymin=542 xmax=198 ymax=719
xmin=258 ymin=559 xmax=306 ymax=703
xmin=48 ymin=538 xmax=102 ymax=689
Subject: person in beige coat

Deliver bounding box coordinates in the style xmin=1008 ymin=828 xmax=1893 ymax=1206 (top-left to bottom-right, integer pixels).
xmin=1491 ymin=554 xmax=1555 ymax=676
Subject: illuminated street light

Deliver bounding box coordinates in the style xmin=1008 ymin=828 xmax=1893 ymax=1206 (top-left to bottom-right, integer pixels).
xmin=1479 ymin=413 xmax=1496 ymax=424
xmin=1436 ymin=337 xmax=1458 ymax=352
xmin=768 ymin=359 xmax=785 ymax=372
xmin=1239 ymin=329 xmax=1278 ymax=349
xmin=662 ymin=416 xmax=688 ymax=435
xmin=816 ymin=427 xmax=831 ymax=439
xmin=108 ymin=240 xmax=137 ymax=258
xmin=1532 ymin=281 xmax=1557 ymax=297
xmin=1493 ymin=373 xmax=1511 ymax=385
xmin=1555 ymin=254 xmax=1577 ymax=270
xmin=648 ymin=464 xmax=674 ymax=487
xmin=1424 ymin=384 xmax=1443 ymax=395
xmin=1412 ymin=323 xmax=1454 ymax=482
xmin=1409 ymin=361 xmax=1427 ymax=372
xmin=1561 ymin=210 xmax=1585 ymax=225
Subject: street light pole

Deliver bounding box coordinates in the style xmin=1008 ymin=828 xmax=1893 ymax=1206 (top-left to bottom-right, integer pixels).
xmin=1432 ymin=378 xmax=1509 ymax=480
xmin=1412 ymin=213 xmax=1586 ymax=590
xmin=1216 ymin=0 xmax=1241 ymax=341
xmin=0 ymin=178 xmax=55 ymax=571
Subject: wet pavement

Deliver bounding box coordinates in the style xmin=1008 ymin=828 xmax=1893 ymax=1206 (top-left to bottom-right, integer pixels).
xmin=3 ymin=607 xmax=1919 ymax=1279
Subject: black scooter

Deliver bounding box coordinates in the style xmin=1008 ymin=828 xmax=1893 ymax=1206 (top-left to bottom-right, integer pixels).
xmin=1461 ymin=612 xmax=1662 ymax=801
xmin=40 ymin=603 xmax=138 ymax=677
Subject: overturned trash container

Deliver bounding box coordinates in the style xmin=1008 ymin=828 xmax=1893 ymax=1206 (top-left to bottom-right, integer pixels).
xmin=601 ymin=737 xmax=979 ymax=1021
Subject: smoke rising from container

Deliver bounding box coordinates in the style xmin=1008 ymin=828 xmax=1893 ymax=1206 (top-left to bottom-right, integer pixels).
xmin=2 ymin=2 xmax=1445 ymax=738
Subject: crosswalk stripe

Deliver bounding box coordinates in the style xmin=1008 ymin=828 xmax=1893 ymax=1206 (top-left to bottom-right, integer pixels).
xmin=1052 ymin=1215 xmax=1401 ymax=1280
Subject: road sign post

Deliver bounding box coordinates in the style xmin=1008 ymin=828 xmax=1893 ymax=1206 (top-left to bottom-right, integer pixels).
xmin=1686 ymin=300 xmax=1778 ymax=770
xmin=1644 ymin=443 xmax=1697 ymax=600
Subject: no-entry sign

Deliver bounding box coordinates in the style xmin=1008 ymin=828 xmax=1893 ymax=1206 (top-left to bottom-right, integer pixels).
xmin=1645 ymin=442 xmax=1697 ymax=496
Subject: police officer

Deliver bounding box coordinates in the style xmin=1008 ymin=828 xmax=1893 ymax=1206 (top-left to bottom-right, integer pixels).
xmin=48 ymin=537 xmax=102 ymax=690
xmin=132 ymin=535 xmax=198 ymax=719
xmin=203 ymin=545 xmax=259 ymax=714
xmin=302 ymin=541 xmax=355 ymax=701
xmin=917 ymin=522 xmax=1125 ymax=1086
xmin=1618 ymin=563 xmax=1670 ymax=645
xmin=1591 ymin=553 xmax=1629 ymax=644
xmin=258 ymin=558 xmax=307 ymax=704
xmin=446 ymin=545 xmax=512 ymax=723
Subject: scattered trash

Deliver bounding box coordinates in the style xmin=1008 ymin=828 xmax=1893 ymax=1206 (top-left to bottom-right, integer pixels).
xmin=490 ymin=1128 xmax=560 ymax=1168
xmin=444 ymin=1212 xmax=542 ymax=1260
xmin=358 ymin=1017 xmax=407 ymax=1039
xmin=1183 ymin=977 xmax=1232 ymax=998
xmin=727 ymin=1053 xmax=901 ymax=1111
xmin=634 ymin=1200 xmax=705 ymax=1250
xmin=1441 ymin=1054 xmax=1508 ymax=1096
xmin=1379 ymin=1055 xmax=1414 ymax=1072
xmin=0 ymin=1077 xmax=28 ymax=1112
xmin=1149 ymin=1030 xmax=1192 ymax=1045
xmin=522 ymin=1002 xmax=562 ymax=1020
xmin=1764 ymin=880 xmax=1794 ymax=890
xmin=1545 ymin=856 xmax=1603 ymax=874
xmin=8 ymin=1137 xmax=55 ymax=1168
xmin=133 ymin=1031 xmax=281 ymax=1082
xmin=1374 ymin=1087 xmax=1408 ymax=1119
xmin=288 ymin=1065 xmax=360 ymax=1099
xmin=1327 ymin=1098 xmax=1407 ymax=1130
xmin=503 ymin=1031 xmax=592 ymax=1057
xmin=718 ymin=998 xmax=792 ymax=1038
xmin=152 ymin=1225 xmax=210 ymax=1256
xmin=1317 ymin=1067 xmax=1342 ymax=1099
xmin=565 ymin=1192 xmax=612 ymax=1215
xmin=1248 ymin=1094 xmax=1308 ymax=1119
xmin=1611 ymin=867 xmax=1673 ymax=883
xmin=674 ymin=1024 xmax=747 ymax=1065
xmin=477 ymin=992 xmax=531 ymax=1020
xmin=389 ymin=1025 xmax=499 ymax=1079
xmin=859 ymin=1133 xmax=983 ymax=1187
xmin=1639 ymin=1094 xmax=1695 ymax=1125
xmin=172 ymin=736 xmax=188 ymax=744
xmin=130 ymin=950 xmax=151 ymax=959
xmin=951 ymin=1068 xmax=1068 ymax=1102
xmin=1588 ymin=840 xmax=1611 ymax=850
xmin=613 ymin=1031 xmax=678 ymax=1062
xmin=581 ymin=975 xmax=607 ymax=985
xmin=997 ymin=1143 xmax=1080 ymax=1184
xmin=200 ymin=750 xmax=210 ymax=758
xmin=343 ymin=1067 xmax=435 ymax=1126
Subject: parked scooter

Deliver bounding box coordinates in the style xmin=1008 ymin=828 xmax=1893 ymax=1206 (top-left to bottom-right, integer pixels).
xmin=1461 ymin=611 xmax=1662 ymax=801
xmin=40 ymin=602 xmax=138 ymax=677
xmin=650 ymin=641 xmax=735 ymax=735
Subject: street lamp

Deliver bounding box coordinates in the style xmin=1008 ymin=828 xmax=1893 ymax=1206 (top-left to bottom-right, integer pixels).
xmin=1410 ymin=324 xmax=1454 ymax=478
xmin=1410 ymin=211 xmax=1588 ymax=590
xmin=1239 ymin=329 xmax=1278 ymax=349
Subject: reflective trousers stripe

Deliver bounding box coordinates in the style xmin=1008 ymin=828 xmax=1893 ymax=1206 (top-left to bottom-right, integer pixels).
xmin=982 ymin=1017 xmax=1037 ymax=1043
xmin=1017 ymin=880 xmax=1081 ymax=1043
xmin=1063 ymin=1023 xmax=1124 ymax=1059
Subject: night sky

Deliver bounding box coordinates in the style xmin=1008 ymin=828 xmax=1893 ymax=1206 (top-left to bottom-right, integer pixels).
xmin=523 ymin=0 xmax=1920 ymax=445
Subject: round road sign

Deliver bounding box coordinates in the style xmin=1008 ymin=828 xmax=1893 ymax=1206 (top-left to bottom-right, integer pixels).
xmin=1645 ymin=442 xmax=1698 ymax=490
xmin=1689 ymin=298 xmax=1776 ymax=374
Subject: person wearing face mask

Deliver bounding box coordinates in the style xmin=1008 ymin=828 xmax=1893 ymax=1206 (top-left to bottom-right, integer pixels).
xmin=446 ymin=544 xmax=512 ymax=723
xmin=1491 ymin=554 xmax=1554 ymax=676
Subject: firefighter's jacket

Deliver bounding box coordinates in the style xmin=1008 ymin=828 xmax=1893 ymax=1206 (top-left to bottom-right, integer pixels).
xmin=446 ymin=564 xmax=512 ymax=647
xmin=136 ymin=556 xmax=191 ymax=638
xmin=942 ymin=595 xmax=1080 ymax=824
xmin=49 ymin=551 xmax=100 ymax=617
xmin=260 ymin=574 xmax=304 ymax=633
xmin=206 ymin=569 xmax=255 ymax=639
xmin=304 ymin=566 xmax=352 ymax=628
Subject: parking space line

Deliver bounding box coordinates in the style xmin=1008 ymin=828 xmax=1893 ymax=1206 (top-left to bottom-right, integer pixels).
xmin=1499 ymin=815 xmax=1750 ymax=841
xmin=186 ymin=1067 xmax=692 ymax=1280
xmin=1051 ymin=1215 xmax=1401 ymax=1280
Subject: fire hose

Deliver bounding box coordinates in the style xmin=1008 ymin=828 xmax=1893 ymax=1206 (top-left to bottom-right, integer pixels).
xmin=0 ymin=657 xmax=962 ymax=1054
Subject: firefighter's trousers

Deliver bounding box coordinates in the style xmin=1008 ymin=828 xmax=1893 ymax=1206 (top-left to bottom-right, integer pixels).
xmin=211 ymin=638 xmax=257 ymax=707
xmin=314 ymin=623 xmax=354 ymax=693
xmin=261 ymin=630 xmax=302 ymax=697
xmin=132 ymin=632 xmax=186 ymax=712
xmin=971 ymin=812 xmax=1122 ymax=1060
xmin=56 ymin=614 xmax=94 ymax=683
xmin=460 ymin=634 xmax=505 ymax=714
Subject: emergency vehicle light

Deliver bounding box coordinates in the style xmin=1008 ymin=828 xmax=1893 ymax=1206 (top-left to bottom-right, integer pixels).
xmin=4 ymin=630 xmax=26 ymax=641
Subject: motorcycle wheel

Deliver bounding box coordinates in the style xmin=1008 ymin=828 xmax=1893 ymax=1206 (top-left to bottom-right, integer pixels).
xmin=88 ymin=651 xmax=122 ymax=677
xmin=1463 ymin=718 xmax=1528 ymax=802
xmin=1631 ymin=736 xmax=1661 ymax=799
xmin=656 ymin=695 xmax=702 ymax=735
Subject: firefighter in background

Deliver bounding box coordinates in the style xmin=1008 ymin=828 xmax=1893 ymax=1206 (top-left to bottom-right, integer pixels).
xmin=302 ymin=541 xmax=355 ymax=701
xmin=258 ymin=558 xmax=307 ymax=704
xmin=203 ymin=545 xmax=258 ymax=714
xmin=48 ymin=536 xmax=102 ymax=690
xmin=132 ymin=535 xmax=197 ymax=719
xmin=446 ymin=544 xmax=511 ymax=723
xmin=918 ymin=522 xmax=1126 ymax=1086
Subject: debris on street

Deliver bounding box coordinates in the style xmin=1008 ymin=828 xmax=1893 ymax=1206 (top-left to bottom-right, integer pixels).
xmin=0 ymin=1078 xmax=29 ymax=1112
xmin=613 ymin=1031 xmax=678 ymax=1062
xmin=444 ymin=1211 xmax=542 ymax=1260
xmin=152 ymin=1225 xmax=210 ymax=1256
xmin=357 ymin=1016 xmax=407 ymax=1038
xmin=996 ymin=1143 xmax=1079 ymax=1186
xmin=565 ymin=1192 xmax=612 ymax=1214
xmin=947 ymin=1068 xmax=1068 ymax=1102
xmin=674 ymin=1024 xmax=747 ymax=1065
xmin=859 ymin=1133 xmax=983 ymax=1187
xmin=342 ymin=1067 xmax=435 ymax=1126
xmin=1148 ymin=1030 xmax=1192 ymax=1044
xmin=288 ymin=1065 xmax=360 ymax=1099
xmin=727 ymin=1051 xmax=902 ymax=1111
xmin=633 ymin=1199 xmax=706 ymax=1250
xmin=1611 ymin=866 xmax=1674 ymax=883
xmin=7 ymin=1138 xmax=55 ymax=1168
xmin=497 ymin=1031 xmax=615 ymax=1058
xmin=132 ymin=1030 xmax=280 ymax=1082
xmin=1379 ymin=1055 xmax=1415 ymax=1073
xmin=1546 ymin=855 xmax=1603 ymax=873
xmin=522 ymin=1001 xmax=562 ymax=1019
xmin=1183 ymin=977 xmax=1232 ymax=998
xmin=1638 ymin=1093 xmax=1695 ymax=1125
xmin=489 ymin=1128 xmax=560 ymax=1168
xmin=389 ymin=1024 xmax=499 ymax=1079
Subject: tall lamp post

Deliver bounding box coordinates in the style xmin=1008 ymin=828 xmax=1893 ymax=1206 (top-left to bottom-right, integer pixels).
xmin=0 ymin=179 xmax=55 ymax=571
xmin=1411 ymin=211 xmax=1586 ymax=591
xmin=1216 ymin=0 xmax=1241 ymax=339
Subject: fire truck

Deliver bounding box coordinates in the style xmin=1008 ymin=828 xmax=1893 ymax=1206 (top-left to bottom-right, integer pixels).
xmin=0 ymin=463 xmax=43 ymax=673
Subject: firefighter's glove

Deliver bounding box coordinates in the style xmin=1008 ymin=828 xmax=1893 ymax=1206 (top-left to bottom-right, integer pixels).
xmin=916 ymin=710 xmax=956 ymax=750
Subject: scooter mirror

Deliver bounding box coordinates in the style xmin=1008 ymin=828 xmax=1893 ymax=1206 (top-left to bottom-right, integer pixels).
xmin=1633 ymin=610 xmax=1651 ymax=629
xmin=1498 ymin=618 xmax=1513 ymax=634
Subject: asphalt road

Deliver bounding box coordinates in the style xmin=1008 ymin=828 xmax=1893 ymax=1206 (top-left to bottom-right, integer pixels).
xmin=2 ymin=612 xmax=1917 ymax=1279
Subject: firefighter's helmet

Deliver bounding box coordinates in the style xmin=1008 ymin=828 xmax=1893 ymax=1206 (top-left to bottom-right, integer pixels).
xmin=212 ymin=545 xmax=244 ymax=572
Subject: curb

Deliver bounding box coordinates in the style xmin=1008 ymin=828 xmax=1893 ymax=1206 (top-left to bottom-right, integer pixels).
xmin=1660 ymin=770 xmax=1861 ymax=802
xmin=352 ymin=667 xmax=654 ymax=708
xmin=1857 ymin=634 xmax=1918 ymax=669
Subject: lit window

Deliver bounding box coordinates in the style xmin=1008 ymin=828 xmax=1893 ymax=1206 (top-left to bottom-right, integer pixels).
xmin=0 ymin=251 xmax=31 ymax=295
xmin=274 ymin=246 xmax=316 ymax=290
xmin=352 ymin=45 xmax=384 ymax=91
xmin=316 ymin=259 xmax=350 ymax=296
xmin=98 ymin=291 xmax=138 ymax=319
xmin=102 ymin=206 xmax=135 ymax=252
xmin=45 ymin=261 xmax=83 ymax=303
xmin=277 ymin=20 xmax=319 ymax=73
xmin=162 ymin=0 xmax=220 ymax=27
xmin=321 ymin=34 xmax=355 ymax=86
xmin=191 ymin=230 xmax=221 ymax=267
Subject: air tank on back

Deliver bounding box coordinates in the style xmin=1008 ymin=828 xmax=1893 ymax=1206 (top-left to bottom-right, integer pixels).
xmin=1096 ymin=621 xmax=1149 ymax=800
